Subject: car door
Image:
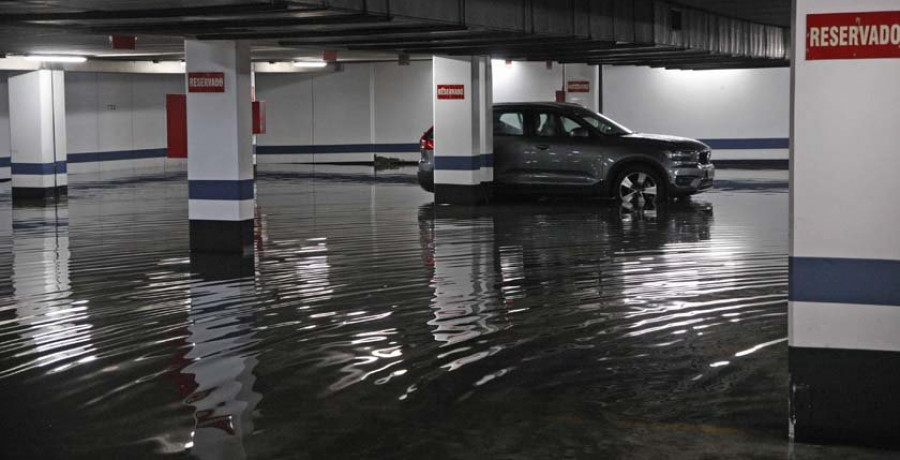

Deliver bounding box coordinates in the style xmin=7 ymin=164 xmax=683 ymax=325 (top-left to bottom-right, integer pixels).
xmin=521 ymin=110 xmax=600 ymax=187
xmin=556 ymin=113 xmax=606 ymax=187
xmin=494 ymin=110 xmax=566 ymax=186
xmin=491 ymin=109 xmax=531 ymax=185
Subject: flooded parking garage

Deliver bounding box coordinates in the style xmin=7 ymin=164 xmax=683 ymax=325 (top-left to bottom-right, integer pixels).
xmin=0 ymin=166 xmax=892 ymax=458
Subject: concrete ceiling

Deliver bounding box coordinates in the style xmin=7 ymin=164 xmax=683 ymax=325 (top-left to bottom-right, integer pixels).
xmin=0 ymin=1 xmax=791 ymax=69
xmin=676 ymin=0 xmax=790 ymax=27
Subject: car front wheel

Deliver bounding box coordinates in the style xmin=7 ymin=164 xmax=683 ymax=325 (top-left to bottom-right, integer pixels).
xmin=614 ymin=166 xmax=667 ymax=208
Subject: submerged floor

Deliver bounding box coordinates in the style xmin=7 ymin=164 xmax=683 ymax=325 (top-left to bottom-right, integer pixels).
xmin=0 ymin=166 xmax=892 ymax=459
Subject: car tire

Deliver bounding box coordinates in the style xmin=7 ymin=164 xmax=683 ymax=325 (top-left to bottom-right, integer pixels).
xmin=613 ymin=165 xmax=668 ymax=208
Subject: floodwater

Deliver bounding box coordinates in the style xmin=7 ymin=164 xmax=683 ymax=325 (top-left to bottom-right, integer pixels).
xmin=0 ymin=166 xmax=892 ymax=459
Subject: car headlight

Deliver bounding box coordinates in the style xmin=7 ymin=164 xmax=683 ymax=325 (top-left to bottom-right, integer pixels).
xmin=666 ymin=150 xmax=700 ymax=165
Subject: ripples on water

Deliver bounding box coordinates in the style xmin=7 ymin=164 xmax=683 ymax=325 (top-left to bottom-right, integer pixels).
xmin=0 ymin=167 xmax=889 ymax=458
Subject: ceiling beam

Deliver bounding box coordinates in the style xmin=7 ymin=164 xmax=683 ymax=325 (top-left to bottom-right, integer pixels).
xmin=278 ymin=31 xmax=515 ymax=48
xmin=664 ymin=60 xmax=790 ymax=70
xmin=197 ymin=24 xmax=469 ymax=41
xmin=345 ymin=36 xmax=598 ymax=52
xmin=0 ymin=3 xmax=318 ymax=23
xmin=82 ymin=14 xmax=392 ymax=35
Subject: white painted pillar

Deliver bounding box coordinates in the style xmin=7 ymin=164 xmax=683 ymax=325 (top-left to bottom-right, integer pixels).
xmin=0 ymin=75 xmax=11 ymax=182
xmin=790 ymin=0 xmax=900 ymax=448
xmin=432 ymin=56 xmax=493 ymax=205
xmin=250 ymin=69 xmax=257 ymax=174
xmin=185 ymin=40 xmax=254 ymax=254
xmin=8 ymin=70 xmax=67 ymax=201
xmin=563 ymin=64 xmax=601 ymax=113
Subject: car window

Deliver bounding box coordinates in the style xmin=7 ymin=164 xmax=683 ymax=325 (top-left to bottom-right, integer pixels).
xmin=560 ymin=116 xmax=591 ymax=137
xmin=579 ymin=112 xmax=632 ymax=135
xmin=494 ymin=112 xmax=524 ymax=136
xmin=534 ymin=112 xmax=560 ymax=137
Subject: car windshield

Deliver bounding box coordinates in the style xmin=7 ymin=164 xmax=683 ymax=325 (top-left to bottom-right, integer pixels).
xmin=576 ymin=111 xmax=633 ymax=136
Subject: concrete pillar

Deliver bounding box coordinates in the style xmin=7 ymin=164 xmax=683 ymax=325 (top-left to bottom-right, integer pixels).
xmin=185 ymin=40 xmax=255 ymax=254
xmin=790 ymin=0 xmax=900 ymax=448
xmin=432 ymin=56 xmax=493 ymax=205
xmin=0 ymin=74 xmax=11 ymax=182
xmin=563 ymin=64 xmax=601 ymax=113
xmin=8 ymin=70 xmax=67 ymax=201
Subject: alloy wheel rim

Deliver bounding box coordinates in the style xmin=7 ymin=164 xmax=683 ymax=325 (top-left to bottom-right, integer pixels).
xmin=619 ymin=172 xmax=658 ymax=209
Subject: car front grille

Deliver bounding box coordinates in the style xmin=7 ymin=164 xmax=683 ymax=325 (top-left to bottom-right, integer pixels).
xmin=699 ymin=150 xmax=712 ymax=165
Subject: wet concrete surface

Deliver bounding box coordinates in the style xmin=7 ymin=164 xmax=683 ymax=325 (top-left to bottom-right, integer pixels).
xmin=0 ymin=166 xmax=894 ymax=459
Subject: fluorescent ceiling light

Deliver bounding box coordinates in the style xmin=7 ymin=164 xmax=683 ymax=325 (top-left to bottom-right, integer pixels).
xmin=293 ymin=60 xmax=328 ymax=68
xmin=25 ymin=55 xmax=87 ymax=63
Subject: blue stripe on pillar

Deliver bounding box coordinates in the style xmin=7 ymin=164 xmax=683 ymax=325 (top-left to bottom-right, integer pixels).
xmin=188 ymin=180 xmax=255 ymax=201
xmin=0 ymin=157 xmax=9 ymax=167
xmin=11 ymin=162 xmax=67 ymax=175
xmin=435 ymin=154 xmax=494 ymax=171
xmin=700 ymin=138 xmax=790 ymax=150
xmin=790 ymin=257 xmax=900 ymax=307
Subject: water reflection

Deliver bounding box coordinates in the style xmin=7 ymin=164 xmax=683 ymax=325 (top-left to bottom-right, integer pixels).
xmin=0 ymin=168 xmax=825 ymax=458
xmin=181 ymin=255 xmax=260 ymax=460
xmin=429 ymin=213 xmax=501 ymax=348
xmin=7 ymin=201 xmax=97 ymax=377
xmin=414 ymin=198 xmax=787 ymax=422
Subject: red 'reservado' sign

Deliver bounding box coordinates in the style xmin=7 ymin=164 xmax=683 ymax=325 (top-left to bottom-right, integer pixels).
xmin=807 ymin=11 xmax=900 ymax=60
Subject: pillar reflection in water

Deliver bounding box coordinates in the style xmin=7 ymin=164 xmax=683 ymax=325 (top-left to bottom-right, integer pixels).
xmin=0 ymin=194 xmax=11 ymax=299
xmin=426 ymin=206 xmax=503 ymax=351
xmin=181 ymin=254 xmax=260 ymax=460
xmin=8 ymin=201 xmax=96 ymax=377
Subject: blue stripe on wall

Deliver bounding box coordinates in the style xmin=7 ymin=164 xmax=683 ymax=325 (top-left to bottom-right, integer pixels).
xmin=258 ymin=140 xmax=787 ymax=156
xmin=0 ymin=157 xmax=10 ymax=168
xmin=189 ymin=180 xmax=255 ymax=201
xmin=435 ymin=154 xmax=494 ymax=171
xmin=701 ymin=138 xmax=789 ymax=150
xmin=11 ymin=162 xmax=67 ymax=175
xmin=373 ymin=143 xmax=421 ymax=153
xmin=256 ymin=143 xmax=420 ymax=155
xmin=68 ymin=148 xmax=168 ymax=164
xmin=790 ymin=257 xmax=900 ymax=307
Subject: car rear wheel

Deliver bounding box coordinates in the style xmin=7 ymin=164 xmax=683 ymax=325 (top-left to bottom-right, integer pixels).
xmin=614 ymin=166 xmax=667 ymax=209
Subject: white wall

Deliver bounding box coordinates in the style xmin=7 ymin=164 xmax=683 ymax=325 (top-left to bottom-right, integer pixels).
xmin=256 ymin=59 xmax=601 ymax=164
xmin=255 ymin=67 xmax=368 ymax=164
xmin=563 ymin=64 xmax=600 ymax=111
xmin=374 ymin=61 xmax=434 ymax=161
xmin=254 ymin=72 xmax=314 ymax=158
xmin=492 ymin=61 xmax=600 ymax=112
xmin=313 ymin=63 xmax=374 ymax=163
xmin=493 ymin=61 xmax=563 ymax=103
xmin=602 ymin=65 xmax=790 ymax=162
xmin=256 ymin=61 xmax=435 ymax=164
xmin=65 ymin=72 xmax=183 ymax=173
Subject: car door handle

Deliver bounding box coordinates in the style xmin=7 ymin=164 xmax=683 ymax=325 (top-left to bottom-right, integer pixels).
xmin=535 ymin=144 xmax=550 ymax=150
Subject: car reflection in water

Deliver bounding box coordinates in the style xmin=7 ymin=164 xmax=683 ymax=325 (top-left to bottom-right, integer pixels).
xmin=418 ymin=199 xmax=714 ymax=371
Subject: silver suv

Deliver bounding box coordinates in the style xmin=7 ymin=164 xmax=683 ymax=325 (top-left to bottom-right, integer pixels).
xmin=418 ymin=102 xmax=714 ymax=204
